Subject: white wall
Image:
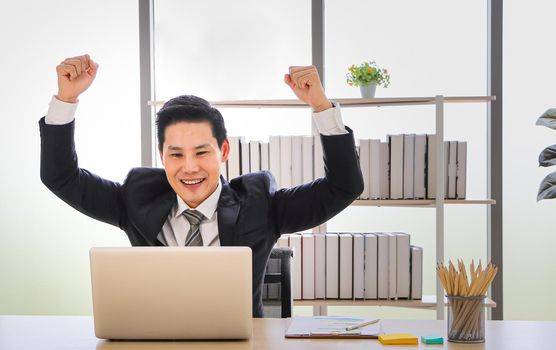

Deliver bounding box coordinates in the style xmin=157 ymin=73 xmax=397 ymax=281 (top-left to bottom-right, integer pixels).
xmin=0 ymin=0 xmax=139 ymax=315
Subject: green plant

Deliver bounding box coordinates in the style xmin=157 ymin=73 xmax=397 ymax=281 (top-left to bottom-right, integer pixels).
xmin=346 ymin=61 xmax=390 ymax=88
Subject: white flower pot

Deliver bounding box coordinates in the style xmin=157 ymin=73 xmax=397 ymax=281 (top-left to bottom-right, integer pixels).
xmin=359 ymin=83 xmax=377 ymax=98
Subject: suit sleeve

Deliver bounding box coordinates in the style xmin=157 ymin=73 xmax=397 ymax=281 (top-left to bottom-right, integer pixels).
xmin=39 ymin=117 xmax=126 ymax=229
xmin=269 ymin=126 xmax=363 ymax=237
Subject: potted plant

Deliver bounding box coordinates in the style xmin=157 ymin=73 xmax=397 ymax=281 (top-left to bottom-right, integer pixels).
xmin=346 ymin=61 xmax=390 ymax=98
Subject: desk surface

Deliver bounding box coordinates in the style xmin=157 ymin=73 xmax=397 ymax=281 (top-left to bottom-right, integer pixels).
xmin=1 ymin=315 xmax=554 ymax=350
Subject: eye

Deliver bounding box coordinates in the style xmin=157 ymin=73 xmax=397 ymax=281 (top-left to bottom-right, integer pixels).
xmin=170 ymin=153 xmax=183 ymax=158
xmin=197 ymin=151 xmax=208 ymax=156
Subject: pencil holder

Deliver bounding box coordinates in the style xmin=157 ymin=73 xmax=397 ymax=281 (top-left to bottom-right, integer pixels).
xmin=446 ymin=295 xmax=485 ymax=343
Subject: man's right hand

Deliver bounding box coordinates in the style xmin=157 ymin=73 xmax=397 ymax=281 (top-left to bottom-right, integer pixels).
xmin=55 ymin=54 xmax=98 ymax=103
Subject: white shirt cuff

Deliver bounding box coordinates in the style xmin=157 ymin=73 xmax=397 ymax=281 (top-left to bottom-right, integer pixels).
xmin=45 ymin=95 xmax=78 ymax=125
xmin=311 ymin=102 xmax=348 ymax=136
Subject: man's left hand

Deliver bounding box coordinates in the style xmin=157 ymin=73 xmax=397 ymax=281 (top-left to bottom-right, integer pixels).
xmin=284 ymin=66 xmax=332 ymax=113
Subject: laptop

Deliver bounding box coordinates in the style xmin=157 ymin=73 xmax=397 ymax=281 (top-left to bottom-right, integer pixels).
xmin=89 ymin=246 xmax=252 ymax=340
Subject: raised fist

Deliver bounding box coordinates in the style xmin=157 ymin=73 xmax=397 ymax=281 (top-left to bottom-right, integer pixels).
xmin=55 ymin=54 xmax=99 ymax=103
xmin=284 ymin=65 xmax=331 ymax=112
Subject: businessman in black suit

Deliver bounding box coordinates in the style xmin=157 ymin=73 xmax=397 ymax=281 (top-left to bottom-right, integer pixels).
xmin=40 ymin=54 xmax=363 ymax=317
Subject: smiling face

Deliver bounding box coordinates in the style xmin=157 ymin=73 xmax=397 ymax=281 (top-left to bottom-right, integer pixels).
xmin=160 ymin=121 xmax=229 ymax=208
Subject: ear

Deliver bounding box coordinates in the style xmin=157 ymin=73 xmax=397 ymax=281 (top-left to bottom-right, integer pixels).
xmin=159 ymin=149 xmax=164 ymax=165
xmin=220 ymin=138 xmax=230 ymax=163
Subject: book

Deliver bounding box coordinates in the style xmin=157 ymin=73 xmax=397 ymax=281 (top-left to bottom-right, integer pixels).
xmin=250 ymin=141 xmax=261 ymax=172
xmin=269 ymin=136 xmax=281 ymax=187
xmin=364 ymin=233 xmax=378 ymax=299
xmin=325 ymin=233 xmax=339 ymax=299
xmin=444 ymin=141 xmax=449 ymax=197
xmin=426 ymin=134 xmax=437 ymax=199
xmin=410 ymin=245 xmax=423 ymax=300
xmin=353 ymin=233 xmax=365 ymax=299
xmin=291 ymin=136 xmax=303 ymax=187
xmin=389 ymin=135 xmax=404 ymax=199
xmin=302 ymin=234 xmax=315 ymax=299
xmin=289 ymin=234 xmax=302 ymax=300
xmin=240 ymin=137 xmax=250 ymax=175
xmin=456 ymin=141 xmax=467 ymax=199
xmin=379 ymin=141 xmax=390 ymax=199
xmin=314 ymin=133 xmax=325 ymax=180
xmin=280 ymin=136 xmax=292 ymax=188
xmin=403 ymin=134 xmax=415 ymax=199
xmin=375 ymin=232 xmax=389 ymax=299
xmin=369 ymin=139 xmax=381 ymax=199
xmin=395 ymin=232 xmax=410 ymax=299
xmin=315 ymin=233 xmax=326 ymax=299
xmin=414 ymin=134 xmax=427 ymax=199
xmin=285 ymin=316 xmax=382 ymax=338
xmin=448 ymin=141 xmax=457 ymax=199
xmin=385 ymin=233 xmax=397 ymax=299
xmin=220 ymin=159 xmax=228 ymax=181
xmin=339 ymin=233 xmax=353 ymax=299
xmin=227 ymin=136 xmax=241 ymax=180
xmin=302 ymin=136 xmax=314 ymax=183
xmin=359 ymin=139 xmax=371 ymax=200
xmin=260 ymin=141 xmax=270 ymax=171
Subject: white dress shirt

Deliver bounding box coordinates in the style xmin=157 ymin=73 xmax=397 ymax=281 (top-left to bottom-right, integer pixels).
xmin=45 ymin=96 xmax=348 ymax=246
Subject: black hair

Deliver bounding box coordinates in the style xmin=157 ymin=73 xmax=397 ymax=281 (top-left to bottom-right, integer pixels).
xmin=155 ymin=95 xmax=227 ymax=152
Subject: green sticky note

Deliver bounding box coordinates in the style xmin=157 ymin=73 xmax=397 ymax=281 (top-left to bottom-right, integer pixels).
xmin=421 ymin=335 xmax=444 ymax=344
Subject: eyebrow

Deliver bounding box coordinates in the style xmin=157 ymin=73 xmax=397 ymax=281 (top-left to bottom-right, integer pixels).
xmin=167 ymin=144 xmax=211 ymax=151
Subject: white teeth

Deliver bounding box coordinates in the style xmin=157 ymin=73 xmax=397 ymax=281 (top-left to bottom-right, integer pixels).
xmin=181 ymin=179 xmax=203 ymax=185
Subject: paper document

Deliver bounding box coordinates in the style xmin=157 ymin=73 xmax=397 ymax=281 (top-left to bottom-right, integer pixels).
xmin=285 ymin=316 xmax=382 ymax=338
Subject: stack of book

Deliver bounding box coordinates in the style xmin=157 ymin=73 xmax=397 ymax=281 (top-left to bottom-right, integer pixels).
xmin=223 ymin=134 xmax=467 ymax=200
xmin=263 ymin=232 xmax=423 ymax=301
xmin=358 ymin=135 xmax=467 ymax=200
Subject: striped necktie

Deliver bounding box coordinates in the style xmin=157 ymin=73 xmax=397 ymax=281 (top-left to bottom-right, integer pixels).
xmin=183 ymin=209 xmax=205 ymax=246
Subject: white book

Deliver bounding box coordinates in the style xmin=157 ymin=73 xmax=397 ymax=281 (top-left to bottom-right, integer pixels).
xmin=414 ymin=135 xmax=427 ymax=199
xmin=315 ymin=233 xmax=326 ymax=299
xmin=269 ymin=136 xmax=281 ymax=187
xmin=385 ymin=232 xmax=397 ymax=299
xmin=280 ymin=136 xmax=292 ymax=188
xmin=314 ymin=134 xmax=325 ymax=180
xmin=227 ymin=136 xmax=241 ymax=180
xmin=363 ymin=233 xmax=378 ymax=299
xmin=288 ymin=234 xmax=302 ymax=300
xmin=444 ymin=141 xmax=450 ymax=198
xmin=410 ymin=246 xmax=423 ymax=300
xmin=353 ymin=233 xmax=365 ymax=299
xmin=302 ymin=234 xmax=315 ymax=300
xmin=369 ymin=139 xmax=381 ymax=199
xmin=375 ymin=233 xmax=389 ymax=299
xmin=250 ymin=141 xmax=261 ymax=172
xmin=339 ymin=233 xmax=353 ymax=299
xmin=291 ymin=136 xmax=303 ymax=187
xmin=277 ymin=234 xmax=289 ymax=248
xmin=379 ymin=142 xmax=390 ymax=199
xmin=456 ymin=141 xmax=467 ymax=199
xmin=448 ymin=141 xmax=457 ymax=199
xmin=240 ymin=137 xmax=250 ymax=175
xmin=389 ymin=135 xmax=404 ymax=199
xmin=426 ymin=134 xmax=437 ymax=199
xmin=395 ymin=232 xmax=411 ymax=299
xmin=359 ymin=139 xmax=371 ymax=200
xmin=260 ymin=142 xmax=270 ymax=171
xmin=325 ymin=233 xmax=339 ymax=299
xmin=403 ymin=134 xmax=415 ymax=199
xmin=302 ymin=136 xmax=314 ymax=184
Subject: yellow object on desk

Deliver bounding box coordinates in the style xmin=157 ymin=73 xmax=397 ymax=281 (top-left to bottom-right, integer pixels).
xmin=378 ymin=333 xmax=419 ymax=345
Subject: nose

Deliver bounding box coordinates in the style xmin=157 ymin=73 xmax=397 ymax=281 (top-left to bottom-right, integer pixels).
xmin=180 ymin=155 xmax=200 ymax=174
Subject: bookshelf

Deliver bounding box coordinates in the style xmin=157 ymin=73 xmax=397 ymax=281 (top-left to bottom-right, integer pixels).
xmin=149 ymin=95 xmax=496 ymax=319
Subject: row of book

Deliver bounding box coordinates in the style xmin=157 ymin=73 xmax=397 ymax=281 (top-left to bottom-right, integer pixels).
xmin=263 ymin=232 xmax=423 ymax=301
xmin=222 ymin=135 xmax=467 ymax=200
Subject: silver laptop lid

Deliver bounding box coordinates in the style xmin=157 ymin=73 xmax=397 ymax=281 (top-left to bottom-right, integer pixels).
xmin=90 ymin=247 xmax=252 ymax=340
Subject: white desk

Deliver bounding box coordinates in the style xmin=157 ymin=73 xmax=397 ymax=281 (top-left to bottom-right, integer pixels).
xmin=0 ymin=316 xmax=554 ymax=350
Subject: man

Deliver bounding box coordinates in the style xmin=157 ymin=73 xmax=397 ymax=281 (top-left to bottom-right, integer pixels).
xmin=40 ymin=54 xmax=363 ymax=317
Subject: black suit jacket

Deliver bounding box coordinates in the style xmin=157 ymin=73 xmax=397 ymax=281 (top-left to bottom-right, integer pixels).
xmin=39 ymin=117 xmax=363 ymax=317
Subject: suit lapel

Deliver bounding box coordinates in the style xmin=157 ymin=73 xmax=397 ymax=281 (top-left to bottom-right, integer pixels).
xmin=217 ymin=177 xmax=240 ymax=246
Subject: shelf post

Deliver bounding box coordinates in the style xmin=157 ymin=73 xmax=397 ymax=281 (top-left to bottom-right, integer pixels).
xmin=435 ymin=95 xmax=445 ymax=320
